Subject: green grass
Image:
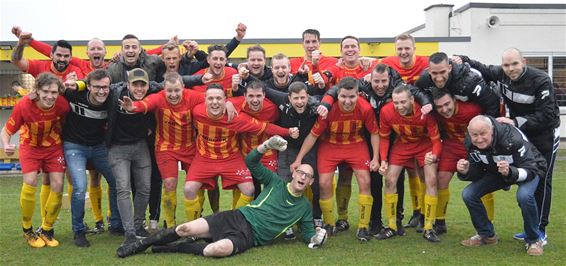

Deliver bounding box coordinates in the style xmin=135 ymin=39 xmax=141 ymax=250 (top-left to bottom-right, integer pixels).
xmin=1 ymin=157 xmax=565 ymax=265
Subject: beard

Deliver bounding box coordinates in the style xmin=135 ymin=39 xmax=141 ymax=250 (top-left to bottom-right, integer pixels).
xmin=54 ymin=61 xmax=69 ymax=72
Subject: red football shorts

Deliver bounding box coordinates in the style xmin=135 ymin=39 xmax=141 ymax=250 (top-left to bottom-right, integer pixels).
xmin=19 ymin=144 xmax=65 ymax=174
xmin=259 ymin=153 xmax=278 ymax=173
xmin=317 ymin=141 xmax=370 ymax=174
xmin=438 ymin=140 xmax=466 ymax=172
xmin=156 ymin=147 xmax=195 ymax=179
xmin=388 ymin=140 xmax=432 ymax=168
xmin=187 ymin=153 xmax=252 ymax=190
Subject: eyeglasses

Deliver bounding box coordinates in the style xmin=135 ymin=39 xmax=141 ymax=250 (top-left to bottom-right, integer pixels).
xmin=91 ymin=85 xmax=110 ymax=91
xmin=295 ymin=169 xmax=313 ymax=179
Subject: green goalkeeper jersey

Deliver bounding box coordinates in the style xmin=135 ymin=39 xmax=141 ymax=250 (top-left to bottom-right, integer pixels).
xmin=240 ymin=149 xmax=315 ymax=246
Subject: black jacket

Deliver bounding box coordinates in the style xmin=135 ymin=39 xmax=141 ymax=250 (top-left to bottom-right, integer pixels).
xmin=460 ymin=56 xmax=560 ymax=136
xmin=104 ymin=82 xmax=161 ymax=147
xmin=265 ymin=88 xmax=320 ymax=149
xmin=179 ymin=37 xmax=241 ymax=75
xmin=458 ymin=116 xmax=547 ymax=184
xmin=416 ymin=62 xmax=500 ymax=117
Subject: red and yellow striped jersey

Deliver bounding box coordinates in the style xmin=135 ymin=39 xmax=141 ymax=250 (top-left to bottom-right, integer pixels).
xmin=380 ymin=55 xmax=429 ymax=85
xmin=192 ymin=102 xmax=288 ymax=159
xmin=190 ymin=67 xmax=238 ymax=97
xmin=326 ymin=61 xmax=376 ymax=86
xmin=379 ymin=101 xmax=441 ymax=159
xmin=290 ymin=55 xmax=338 ymax=74
xmin=5 ymin=95 xmax=69 ymax=147
xmin=436 ymin=101 xmax=482 ymax=143
xmin=311 ymin=97 xmax=378 ymax=145
xmin=133 ymin=89 xmax=204 ymax=152
xmin=230 ymin=97 xmax=280 ymax=158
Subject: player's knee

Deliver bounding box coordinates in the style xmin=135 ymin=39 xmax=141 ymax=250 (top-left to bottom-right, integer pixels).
xmin=203 ymin=240 xmax=233 ymax=257
xmin=461 ymin=186 xmax=478 ymax=204
xmin=516 ymin=189 xmax=535 ymax=207
xmin=164 ymin=178 xmax=177 ymax=192
xmin=184 ymin=185 xmax=199 ymax=199
xmin=49 ymin=178 xmax=64 ymax=192
xmin=239 ymin=184 xmax=255 ymax=197
xmin=384 ymin=177 xmax=397 ymax=190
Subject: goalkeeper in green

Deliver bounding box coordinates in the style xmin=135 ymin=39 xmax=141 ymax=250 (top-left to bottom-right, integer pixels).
xmin=117 ymin=135 xmax=328 ymax=258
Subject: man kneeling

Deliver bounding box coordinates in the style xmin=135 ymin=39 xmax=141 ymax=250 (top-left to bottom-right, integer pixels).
xmin=117 ymin=135 xmax=327 ymax=258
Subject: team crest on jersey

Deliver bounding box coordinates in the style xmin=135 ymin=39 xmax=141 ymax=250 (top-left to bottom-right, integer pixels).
xmin=267 ymin=160 xmax=278 ymax=168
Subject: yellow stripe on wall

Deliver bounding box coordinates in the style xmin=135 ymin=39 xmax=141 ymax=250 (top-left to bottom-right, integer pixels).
xmin=0 ymin=42 xmax=439 ymax=61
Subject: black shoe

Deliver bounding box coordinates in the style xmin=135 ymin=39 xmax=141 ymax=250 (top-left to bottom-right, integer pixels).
xmin=91 ymin=221 xmax=105 ymax=234
xmin=117 ymin=232 xmax=148 ymax=258
xmin=148 ymin=227 xmax=181 ymax=246
xmin=323 ymin=224 xmax=337 ymax=236
xmin=369 ymin=221 xmax=384 ymax=236
xmin=122 ymin=232 xmax=138 ymax=246
xmin=375 ymin=228 xmax=397 ymax=240
xmin=335 ymin=219 xmax=350 ymax=233
xmin=116 ymin=239 xmax=146 ymax=258
xmin=356 ymin=228 xmax=371 ymax=242
xmin=109 ymin=226 xmax=125 ymax=236
xmin=434 ymin=220 xmax=447 ymax=235
xmin=423 ymin=229 xmax=441 ymax=243
xmin=404 ymin=212 xmax=422 ymax=228
xmin=74 ymin=232 xmax=90 ymax=247
xmin=135 ymin=227 xmax=150 ymax=238
xmin=284 ymin=228 xmax=296 ymax=240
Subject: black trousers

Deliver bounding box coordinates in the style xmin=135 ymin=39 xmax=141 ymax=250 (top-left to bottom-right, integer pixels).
xmin=529 ymin=128 xmax=559 ymax=232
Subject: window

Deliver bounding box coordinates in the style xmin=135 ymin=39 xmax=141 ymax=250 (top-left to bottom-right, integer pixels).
xmin=553 ymin=57 xmax=566 ymax=107
xmin=525 ymin=56 xmax=566 ymax=107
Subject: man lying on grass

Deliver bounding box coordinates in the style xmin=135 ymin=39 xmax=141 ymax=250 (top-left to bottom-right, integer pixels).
xmin=117 ymin=135 xmax=328 ymax=258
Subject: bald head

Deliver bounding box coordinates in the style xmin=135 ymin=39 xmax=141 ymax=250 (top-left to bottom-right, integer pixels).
xmin=468 ymin=115 xmax=494 ymax=149
xmin=469 ymin=115 xmax=492 ymax=130
xmin=501 ymin=48 xmax=526 ymax=81
xmin=290 ymin=163 xmax=315 ymax=195
xmin=87 ymin=38 xmax=106 ymax=68
xmin=502 ymin=48 xmax=523 ymax=60
xmin=88 ymin=38 xmax=105 ymax=48
xmin=297 ymin=164 xmax=314 ymax=176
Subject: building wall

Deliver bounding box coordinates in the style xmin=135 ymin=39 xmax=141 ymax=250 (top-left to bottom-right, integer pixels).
xmin=442 ymin=7 xmax=566 ymax=64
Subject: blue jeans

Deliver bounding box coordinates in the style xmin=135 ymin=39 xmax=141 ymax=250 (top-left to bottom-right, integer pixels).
xmin=64 ymin=141 xmax=122 ymax=233
xmin=462 ymin=173 xmax=540 ymax=243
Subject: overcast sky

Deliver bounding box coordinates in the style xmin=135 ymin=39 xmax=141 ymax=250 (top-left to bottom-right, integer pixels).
xmin=1 ymin=0 xmax=564 ymax=41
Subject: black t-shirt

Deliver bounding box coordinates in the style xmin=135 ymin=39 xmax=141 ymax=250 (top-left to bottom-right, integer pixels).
xmin=63 ymin=90 xmax=110 ymax=146
xmin=111 ymin=89 xmax=151 ymax=145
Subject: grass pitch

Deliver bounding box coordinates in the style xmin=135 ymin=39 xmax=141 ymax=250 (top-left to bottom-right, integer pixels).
xmin=0 ymin=151 xmax=564 ymax=265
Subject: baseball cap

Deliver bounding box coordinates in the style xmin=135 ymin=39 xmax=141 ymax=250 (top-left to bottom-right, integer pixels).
xmin=128 ymin=68 xmax=149 ymax=84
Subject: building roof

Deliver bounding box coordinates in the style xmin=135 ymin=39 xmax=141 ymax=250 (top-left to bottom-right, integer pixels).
xmin=453 ymin=2 xmax=566 ymax=13
xmin=424 ymin=4 xmax=454 ymax=11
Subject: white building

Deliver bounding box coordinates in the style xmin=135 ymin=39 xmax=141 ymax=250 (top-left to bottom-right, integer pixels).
xmin=408 ymin=3 xmax=566 ymax=138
